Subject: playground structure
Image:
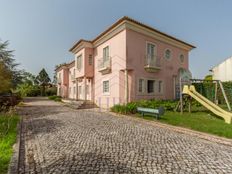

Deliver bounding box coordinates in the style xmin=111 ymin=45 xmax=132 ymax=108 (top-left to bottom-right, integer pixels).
xmin=182 ymin=85 xmax=232 ymax=124
xmin=175 ymin=68 xmax=232 ymax=123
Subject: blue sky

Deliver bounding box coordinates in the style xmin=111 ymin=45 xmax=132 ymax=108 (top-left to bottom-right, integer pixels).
xmin=0 ymin=0 xmax=232 ymax=79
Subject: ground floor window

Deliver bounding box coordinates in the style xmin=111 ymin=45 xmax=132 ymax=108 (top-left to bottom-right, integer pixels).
xmin=86 ymin=85 xmax=89 ymax=94
xmin=158 ymin=81 xmax=163 ymax=93
xmin=78 ymin=86 xmax=82 ymax=95
xmin=73 ymin=87 xmax=76 ymax=95
xmin=137 ymin=78 xmax=163 ymax=95
xmin=103 ymin=80 xmax=109 ymax=93
xmin=138 ymin=79 xmax=145 ymax=92
xmin=147 ymin=80 xmax=155 ymax=93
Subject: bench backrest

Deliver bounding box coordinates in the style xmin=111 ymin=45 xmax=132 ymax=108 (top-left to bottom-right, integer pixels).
xmin=137 ymin=107 xmax=165 ymax=115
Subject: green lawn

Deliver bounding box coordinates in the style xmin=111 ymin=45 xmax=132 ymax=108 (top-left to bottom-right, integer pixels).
xmin=0 ymin=114 xmax=19 ymax=174
xmin=136 ymin=111 xmax=232 ymax=139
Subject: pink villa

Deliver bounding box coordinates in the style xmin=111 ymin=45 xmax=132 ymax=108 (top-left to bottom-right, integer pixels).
xmin=56 ymin=16 xmax=195 ymax=108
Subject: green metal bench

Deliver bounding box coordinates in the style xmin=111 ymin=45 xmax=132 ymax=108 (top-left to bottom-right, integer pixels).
xmin=137 ymin=107 xmax=165 ymax=119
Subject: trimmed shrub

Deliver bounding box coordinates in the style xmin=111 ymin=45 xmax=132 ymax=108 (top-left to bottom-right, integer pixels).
xmin=111 ymin=99 xmax=178 ymax=114
xmin=48 ymin=95 xmax=62 ymax=102
xmin=45 ymin=87 xmax=57 ymax=96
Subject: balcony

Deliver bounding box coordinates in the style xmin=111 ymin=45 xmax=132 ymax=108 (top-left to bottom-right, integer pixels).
xmin=98 ymin=57 xmax=111 ymax=74
xmin=144 ymin=55 xmax=161 ymax=72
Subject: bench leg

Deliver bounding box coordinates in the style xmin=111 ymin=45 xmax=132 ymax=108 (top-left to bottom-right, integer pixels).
xmin=156 ymin=114 xmax=159 ymax=120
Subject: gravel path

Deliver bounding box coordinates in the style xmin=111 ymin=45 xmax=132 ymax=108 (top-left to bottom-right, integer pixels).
xmin=16 ymin=97 xmax=232 ymax=174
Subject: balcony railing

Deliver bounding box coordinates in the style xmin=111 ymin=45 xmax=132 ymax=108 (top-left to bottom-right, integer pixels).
xmin=98 ymin=57 xmax=111 ymax=74
xmin=144 ymin=55 xmax=161 ymax=72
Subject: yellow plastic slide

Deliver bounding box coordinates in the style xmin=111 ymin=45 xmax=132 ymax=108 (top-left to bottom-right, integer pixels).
xmin=182 ymin=85 xmax=232 ymax=124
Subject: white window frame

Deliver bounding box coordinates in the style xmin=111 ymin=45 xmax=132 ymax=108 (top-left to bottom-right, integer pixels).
xmin=103 ymin=46 xmax=109 ymax=62
xmin=138 ymin=78 xmax=145 ymax=94
xmin=137 ymin=77 xmax=164 ymax=96
xmin=146 ymin=41 xmax=157 ymax=59
xmin=76 ymin=54 xmax=82 ymax=70
xmin=102 ymin=80 xmax=110 ymax=95
xmin=158 ymin=80 xmax=163 ymax=94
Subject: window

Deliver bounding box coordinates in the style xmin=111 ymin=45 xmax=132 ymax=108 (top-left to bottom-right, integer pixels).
xmin=147 ymin=80 xmax=155 ymax=93
xmin=138 ymin=79 xmax=145 ymax=93
xmin=73 ymin=69 xmax=75 ymax=77
xmin=158 ymin=81 xmax=162 ymax=93
xmin=73 ymin=87 xmax=76 ymax=95
xmin=89 ymin=55 xmax=93 ymax=65
xmin=76 ymin=55 xmax=82 ymax=69
xmin=103 ymin=80 xmax=109 ymax=93
xmin=164 ymin=49 xmax=171 ymax=60
xmin=179 ymin=54 xmax=184 ymax=63
xmin=78 ymin=86 xmax=82 ymax=94
xmin=147 ymin=43 xmax=156 ymax=59
xmin=103 ymin=46 xmax=109 ymax=62
xmin=86 ymin=85 xmax=89 ymax=94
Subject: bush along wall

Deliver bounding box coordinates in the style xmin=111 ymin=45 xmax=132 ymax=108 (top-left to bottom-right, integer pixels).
xmin=111 ymin=100 xmax=178 ymax=114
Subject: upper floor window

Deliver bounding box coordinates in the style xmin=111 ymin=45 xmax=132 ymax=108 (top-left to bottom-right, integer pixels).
xmin=89 ymin=55 xmax=93 ymax=65
xmin=179 ymin=54 xmax=184 ymax=63
xmin=76 ymin=54 xmax=82 ymax=70
xmin=103 ymin=46 xmax=109 ymax=62
xmin=164 ymin=49 xmax=171 ymax=60
xmin=146 ymin=43 xmax=156 ymax=59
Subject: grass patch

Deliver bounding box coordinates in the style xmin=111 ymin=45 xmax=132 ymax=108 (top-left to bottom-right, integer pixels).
xmin=48 ymin=95 xmax=62 ymax=102
xmin=0 ymin=114 xmax=20 ymax=174
xmin=136 ymin=111 xmax=232 ymax=139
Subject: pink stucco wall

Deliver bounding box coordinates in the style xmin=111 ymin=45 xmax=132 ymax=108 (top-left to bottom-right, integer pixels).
xmin=59 ymin=23 xmax=192 ymax=108
xmin=68 ymin=65 xmax=77 ymax=99
xmin=57 ymin=68 xmax=69 ymax=98
xmin=85 ymin=48 xmax=94 ymax=78
xmin=94 ymin=30 xmax=127 ymax=107
xmin=126 ymin=29 xmax=189 ymax=101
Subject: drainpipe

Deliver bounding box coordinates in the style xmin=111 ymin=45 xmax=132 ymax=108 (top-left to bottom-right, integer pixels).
xmin=125 ymin=69 xmax=128 ymax=104
xmin=84 ymin=76 xmax=87 ymax=100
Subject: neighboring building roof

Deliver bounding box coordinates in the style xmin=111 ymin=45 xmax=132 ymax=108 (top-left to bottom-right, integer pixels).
xmin=69 ymin=16 xmax=196 ymax=52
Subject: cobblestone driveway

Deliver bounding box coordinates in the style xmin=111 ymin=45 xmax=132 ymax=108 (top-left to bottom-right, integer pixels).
xmin=17 ymin=98 xmax=232 ymax=174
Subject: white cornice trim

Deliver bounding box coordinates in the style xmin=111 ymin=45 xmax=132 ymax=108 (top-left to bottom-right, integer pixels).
xmin=125 ymin=21 xmax=193 ymax=51
xmin=72 ymin=42 xmax=93 ymax=54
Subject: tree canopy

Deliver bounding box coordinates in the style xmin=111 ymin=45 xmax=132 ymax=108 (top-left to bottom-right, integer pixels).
xmin=36 ymin=68 xmax=51 ymax=96
xmin=0 ymin=40 xmax=22 ymax=90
